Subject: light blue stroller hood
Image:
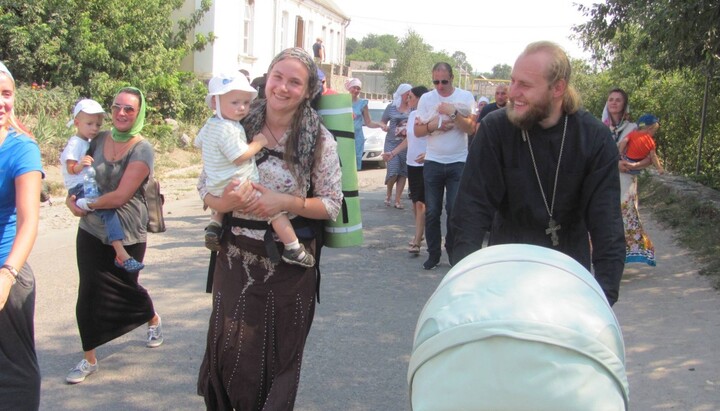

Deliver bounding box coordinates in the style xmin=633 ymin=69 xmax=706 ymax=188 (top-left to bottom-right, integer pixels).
xmin=408 ymin=244 xmax=629 ymax=410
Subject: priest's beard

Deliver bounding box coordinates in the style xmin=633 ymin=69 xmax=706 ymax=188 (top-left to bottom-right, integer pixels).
xmin=507 ymin=92 xmax=553 ymax=130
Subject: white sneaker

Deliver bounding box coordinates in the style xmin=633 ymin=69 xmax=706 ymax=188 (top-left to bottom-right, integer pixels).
xmin=66 ymin=359 xmax=98 ymax=384
xmin=147 ymin=315 xmax=164 ymax=348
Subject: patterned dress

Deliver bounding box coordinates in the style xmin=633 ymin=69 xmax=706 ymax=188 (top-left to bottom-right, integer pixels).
xmin=620 ymin=172 xmax=656 ymax=265
xmin=382 ymin=104 xmax=410 ymax=183
xmin=197 ymin=127 xmax=342 ymax=411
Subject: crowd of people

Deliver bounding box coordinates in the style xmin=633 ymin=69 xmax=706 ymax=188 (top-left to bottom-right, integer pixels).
xmin=0 ymin=39 xmax=665 ymax=409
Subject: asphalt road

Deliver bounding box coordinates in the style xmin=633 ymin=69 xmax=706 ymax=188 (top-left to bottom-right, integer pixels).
xmin=28 ymin=168 xmax=720 ymax=410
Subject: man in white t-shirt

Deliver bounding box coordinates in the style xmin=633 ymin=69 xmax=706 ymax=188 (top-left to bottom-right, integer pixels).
xmin=413 ymin=62 xmax=476 ymax=269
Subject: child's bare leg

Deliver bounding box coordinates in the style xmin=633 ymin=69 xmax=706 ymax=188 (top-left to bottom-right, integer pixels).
xmin=210 ymin=210 xmax=223 ymax=226
xmin=272 ymin=215 xmax=315 ymax=267
xmin=650 ymin=150 xmax=664 ymax=174
xmin=112 ymin=240 xmax=131 ymax=262
xmin=204 ymin=210 xmax=224 ymax=251
xmin=111 ymin=240 xmax=145 ymax=272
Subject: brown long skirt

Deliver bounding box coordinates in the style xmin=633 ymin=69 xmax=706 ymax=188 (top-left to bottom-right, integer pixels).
xmin=197 ymin=233 xmax=317 ymax=411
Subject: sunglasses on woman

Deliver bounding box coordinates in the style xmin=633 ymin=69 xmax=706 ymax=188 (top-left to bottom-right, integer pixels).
xmin=111 ymin=104 xmax=136 ymax=114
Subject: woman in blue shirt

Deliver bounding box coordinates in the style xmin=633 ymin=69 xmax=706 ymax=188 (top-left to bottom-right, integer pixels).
xmin=0 ymin=61 xmax=43 ymax=411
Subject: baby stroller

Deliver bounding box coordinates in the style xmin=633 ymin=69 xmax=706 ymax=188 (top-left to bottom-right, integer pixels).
xmin=408 ymin=244 xmax=629 ymax=410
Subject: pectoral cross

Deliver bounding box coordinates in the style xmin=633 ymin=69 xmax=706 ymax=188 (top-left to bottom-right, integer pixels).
xmin=545 ymin=218 xmax=561 ymax=246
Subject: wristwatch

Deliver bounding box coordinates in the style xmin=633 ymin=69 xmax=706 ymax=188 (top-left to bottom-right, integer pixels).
xmin=450 ymin=110 xmax=458 ymax=120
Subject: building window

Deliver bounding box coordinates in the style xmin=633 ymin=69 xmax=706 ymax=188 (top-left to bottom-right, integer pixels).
xmin=243 ymin=0 xmax=254 ymax=55
xmin=282 ymin=12 xmax=289 ymax=49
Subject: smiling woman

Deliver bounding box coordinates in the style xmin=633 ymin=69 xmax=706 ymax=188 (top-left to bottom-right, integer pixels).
xmin=0 ymin=60 xmax=43 ymax=411
xmin=64 ymin=86 xmax=164 ymax=385
xmin=196 ymin=47 xmax=343 ymax=411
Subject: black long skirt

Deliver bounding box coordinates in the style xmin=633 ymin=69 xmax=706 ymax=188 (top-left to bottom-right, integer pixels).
xmin=0 ymin=264 xmax=40 ymax=411
xmin=75 ymin=228 xmax=155 ymax=351
xmin=197 ymin=233 xmax=317 ymax=411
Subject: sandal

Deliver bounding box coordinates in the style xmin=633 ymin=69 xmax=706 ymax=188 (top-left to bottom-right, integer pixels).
xmin=394 ymin=202 xmax=405 ymax=209
xmin=408 ymin=243 xmax=421 ymax=254
xmin=409 ymin=236 xmax=424 ymax=246
xmin=384 ymin=198 xmax=391 ymax=207
xmin=115 ymin=256 xmax=145 ymax=273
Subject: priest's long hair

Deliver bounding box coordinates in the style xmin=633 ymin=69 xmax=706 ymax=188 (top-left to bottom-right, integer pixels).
xmin=521 ymin=41 xmax=581 ymax=115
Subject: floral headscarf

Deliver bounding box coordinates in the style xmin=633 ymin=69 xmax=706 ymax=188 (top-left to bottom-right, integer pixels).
xmin=242 ymin=48 xmax=322 ymax=192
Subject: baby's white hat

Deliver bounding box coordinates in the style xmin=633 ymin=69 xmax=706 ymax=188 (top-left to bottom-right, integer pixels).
xmin=67 ymin=99 xmax=105 ymax=127
xmin=205 ymin=73 xmax=258 ymax=109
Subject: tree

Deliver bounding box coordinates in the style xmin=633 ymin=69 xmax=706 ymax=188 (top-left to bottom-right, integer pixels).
xmin=490 ymin=64 xmax=511 ymax=80
xmin=451 ymin=51 xmax=473 ymax=74
xmin=574 ymin=0 xmax=720 ymax=175
xmin=346 ymin=34 xmax=400 ymax=68
xmin=386 ymin=30 xmax=435 ymax=92
xmin=574 ymin=0 xmax=719 ymax=72
xmin=0 ymin=0 xmax=213 ymax=121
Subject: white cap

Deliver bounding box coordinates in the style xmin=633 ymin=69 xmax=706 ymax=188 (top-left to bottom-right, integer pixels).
xmin=205 ymin=73 xmax=258 ymax=109
xmin=478 ymin=96 xmax=490 ymax=104
xmin=67 ymin=99 xmax=105 ymax=127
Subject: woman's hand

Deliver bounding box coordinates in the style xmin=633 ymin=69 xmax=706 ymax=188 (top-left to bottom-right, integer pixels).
xmin=247 ymin=184 xmax=287 ymax=219
xmin=0 ymin=274 xmax=12 ymax=311
xmin=66 ymin=194 xmax=89 ymax=217
xmin=415 ymin=152 xmax=426 ymax=164
xmin=222 ymin=180 xmax=253 ymax=212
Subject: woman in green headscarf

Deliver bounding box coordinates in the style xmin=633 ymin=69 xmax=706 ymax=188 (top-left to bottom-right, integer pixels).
xmin=64 ymin=87 xmax=163 ymax=384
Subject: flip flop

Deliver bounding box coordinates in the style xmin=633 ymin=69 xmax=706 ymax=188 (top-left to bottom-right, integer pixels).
xmin=408 ymin=243 xmax=421 ymax=254
xmin=394 ymin=202 xmax=405 ymax=209
xmin=384 ymin=198 xmax=391 ymax=207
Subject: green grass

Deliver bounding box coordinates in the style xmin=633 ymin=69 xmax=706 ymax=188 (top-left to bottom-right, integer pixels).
xmin=639 ymin=174 xmax=720 ymax=288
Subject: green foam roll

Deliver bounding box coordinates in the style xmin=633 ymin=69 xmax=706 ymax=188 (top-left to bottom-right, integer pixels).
xmin=318 ymin=93 xmax=363 ymax=248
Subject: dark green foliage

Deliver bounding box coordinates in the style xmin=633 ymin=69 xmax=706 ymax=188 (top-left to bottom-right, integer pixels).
xmin=571 ymin=0 xmax=720 ymax=187
xmin=0 ymin=0 xmax=213 ymax=124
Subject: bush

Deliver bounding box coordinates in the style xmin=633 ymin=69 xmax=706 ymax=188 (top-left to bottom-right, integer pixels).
xmin=14 ymin=82 xmax=207 ymax=166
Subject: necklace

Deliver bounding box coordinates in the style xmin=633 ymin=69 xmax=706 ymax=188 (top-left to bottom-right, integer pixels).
xmin=522 ymin=115 xmax=568 ymax=247
xmin=264 ymin=122 xmax=283 ymax=146
xmin=110 ymin=137 xmax=133 ymax=161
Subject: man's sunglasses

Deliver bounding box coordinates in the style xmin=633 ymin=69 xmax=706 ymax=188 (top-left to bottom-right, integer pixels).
xmin=432 ymin=80 xmax=450 ymax=85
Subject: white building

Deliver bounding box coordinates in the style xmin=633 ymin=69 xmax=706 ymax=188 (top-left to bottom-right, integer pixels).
xmin=178 ymin=0 xmax=350 ymax=80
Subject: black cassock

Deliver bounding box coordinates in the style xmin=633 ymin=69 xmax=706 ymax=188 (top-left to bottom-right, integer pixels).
xmin=451 ymin=109 xmax=625 ymax=305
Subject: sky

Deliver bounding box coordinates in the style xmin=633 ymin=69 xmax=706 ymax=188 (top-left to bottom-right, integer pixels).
xmin=334 ymin=0 xmax=595 ymax=73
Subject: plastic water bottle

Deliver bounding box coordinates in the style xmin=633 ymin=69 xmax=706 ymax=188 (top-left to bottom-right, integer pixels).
xmin=83 ymin=166 xmax=100 ymax=201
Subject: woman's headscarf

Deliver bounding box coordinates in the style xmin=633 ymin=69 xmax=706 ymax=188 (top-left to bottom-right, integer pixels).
xmin=0 ymin=61 xmax=14 ymax=81
xmin=393 ymin=83 xmax=412 ymax=107
xmin=111 ymin=87 xmax=146 ymax=142
xmin=241 ymin=48 xmax=321 ymax=192
xmin=602 ymin=89 xmax=633 ymax=143
xmin=345 ymin=78 xmax=362 ymax=91
xmin=0 ymin=61 xmax=33 ymax=137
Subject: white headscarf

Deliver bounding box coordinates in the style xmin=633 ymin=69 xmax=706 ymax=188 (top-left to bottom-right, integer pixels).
xmin=0 ymin=61 xmax=13 ymax=81
xmin=393 ymin=83 xmax=412 ymax=107
xmin=345 ymin=78 xmax=362 ymax=91
xmin=602 ymin=102 xmax=635 ymax=143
